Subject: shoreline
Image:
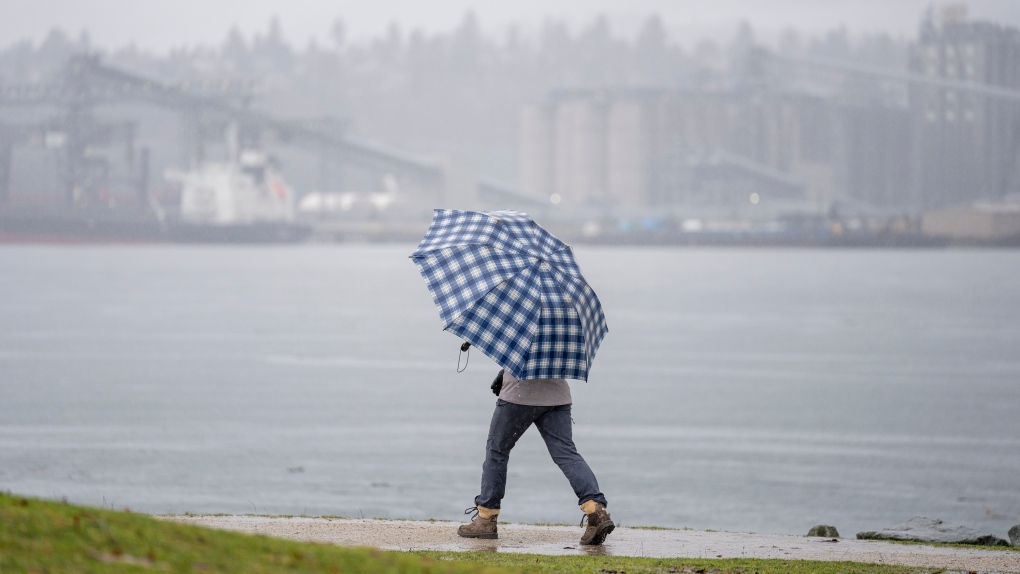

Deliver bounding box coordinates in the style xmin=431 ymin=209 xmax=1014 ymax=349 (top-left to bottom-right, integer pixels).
xmin=159 ymin=515 xmax=1020 ymax=572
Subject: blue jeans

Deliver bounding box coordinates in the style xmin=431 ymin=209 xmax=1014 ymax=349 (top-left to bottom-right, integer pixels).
xmin=474 ymin=399 xmax=608 ymax=510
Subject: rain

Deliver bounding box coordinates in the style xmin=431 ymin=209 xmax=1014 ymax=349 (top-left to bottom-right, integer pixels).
xmin=0 ymin=0 xmax=1018 ymax=550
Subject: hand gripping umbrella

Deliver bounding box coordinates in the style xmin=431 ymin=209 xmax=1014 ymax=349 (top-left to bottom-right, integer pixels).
xmin=410 ymin=209 xmax=608 ymax=381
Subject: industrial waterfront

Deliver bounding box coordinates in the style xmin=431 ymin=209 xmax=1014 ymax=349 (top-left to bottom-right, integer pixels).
xmin=2 ymin=5 xmax=1019 ymax=246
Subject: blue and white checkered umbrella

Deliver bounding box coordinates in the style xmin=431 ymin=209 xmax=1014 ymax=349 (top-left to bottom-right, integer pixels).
xmin=410 ymin=209 xmax=608 ymax=381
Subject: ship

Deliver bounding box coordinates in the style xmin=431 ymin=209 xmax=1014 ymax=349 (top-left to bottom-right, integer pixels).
xmin=0 ymin=141 xmax=310 ymax=244
xmin=163 ymin=143 xmax=310 ymax=243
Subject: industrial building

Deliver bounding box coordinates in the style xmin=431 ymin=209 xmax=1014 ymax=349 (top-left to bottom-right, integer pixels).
xmin=520 ymin=8 xmax=1020 ymax=219
xmin=519 ymin=89 xmax=911 ymax=214
xmin=910 ymin=7 xmax=1020 ymax=210
xmin=922 ymin=199 xmax=1020 ymax=243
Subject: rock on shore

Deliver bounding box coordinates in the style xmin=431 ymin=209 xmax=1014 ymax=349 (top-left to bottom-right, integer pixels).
xmin=856 ymin=516 xmax=1010 ymax=547
xmin=806 ymin=525 xmax=840 ymax=537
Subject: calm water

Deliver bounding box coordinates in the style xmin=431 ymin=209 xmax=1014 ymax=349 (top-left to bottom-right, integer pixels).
xmin=1 ymin=244 xmax=1018 ymax=537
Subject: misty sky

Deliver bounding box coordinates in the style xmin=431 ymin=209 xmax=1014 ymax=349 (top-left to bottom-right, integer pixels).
xmin=4 ymin=0 xmax=1020 ymax=52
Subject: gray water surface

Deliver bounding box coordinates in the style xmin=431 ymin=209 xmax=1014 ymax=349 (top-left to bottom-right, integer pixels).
xmin=1 ymin=245 xmax=1018 ymax=537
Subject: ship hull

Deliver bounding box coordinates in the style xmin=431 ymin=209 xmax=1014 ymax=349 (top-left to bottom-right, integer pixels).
xmin=0 ymin=211 xmax=310 ymax=244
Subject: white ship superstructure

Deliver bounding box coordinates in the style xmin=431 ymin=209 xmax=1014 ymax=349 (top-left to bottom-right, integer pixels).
xmin=169 ymin=149 xmax=295 ymax=225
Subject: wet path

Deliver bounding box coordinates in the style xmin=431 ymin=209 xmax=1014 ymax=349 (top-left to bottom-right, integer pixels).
xmin=162 ymin=516 xmax=1019 ymax=572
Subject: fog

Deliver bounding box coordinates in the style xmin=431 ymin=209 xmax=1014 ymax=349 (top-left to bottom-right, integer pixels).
xmin=3 ymin=1 xmax=1020 ymax=238
xmin=7 ymin=0 xmax=1020 ymax=51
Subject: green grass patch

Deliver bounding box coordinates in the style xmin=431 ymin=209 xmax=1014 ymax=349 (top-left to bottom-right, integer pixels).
xmin=0 ymin=493 xmax=505 ymax=573
xmin=415 ymin=551 xmax=937 ymax=574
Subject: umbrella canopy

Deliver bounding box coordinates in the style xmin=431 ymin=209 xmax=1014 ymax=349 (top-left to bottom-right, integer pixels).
xmin=410 ymin=209 xmax=608 ymax=381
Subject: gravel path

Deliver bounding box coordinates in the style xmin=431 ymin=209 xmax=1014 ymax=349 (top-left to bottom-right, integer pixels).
xmin=161 ymin=516 xmax=1020 ymax=573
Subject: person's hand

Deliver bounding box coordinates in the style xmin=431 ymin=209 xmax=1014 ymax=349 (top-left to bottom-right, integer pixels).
xmin=490 ymin=369 xmax=504 ymax=396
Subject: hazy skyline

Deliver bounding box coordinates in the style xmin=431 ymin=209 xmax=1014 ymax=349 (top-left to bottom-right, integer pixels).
xmin=4 ymin=0 xmax=1020 ymax=53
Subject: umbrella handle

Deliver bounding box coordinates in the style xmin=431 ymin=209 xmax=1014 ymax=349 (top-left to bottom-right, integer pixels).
xmin=457 ymin=342 xmax=470 ymax=373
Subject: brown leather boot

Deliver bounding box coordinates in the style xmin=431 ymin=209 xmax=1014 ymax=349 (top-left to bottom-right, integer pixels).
xmin=579 ymin=502 xmax=614 ymax=546
xmin=457 ymin=506 xmax=498 ymax=539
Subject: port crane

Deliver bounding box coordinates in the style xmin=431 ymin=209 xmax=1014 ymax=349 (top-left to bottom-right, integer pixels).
xmin=0 ymin=54 xmax=443 ymax=210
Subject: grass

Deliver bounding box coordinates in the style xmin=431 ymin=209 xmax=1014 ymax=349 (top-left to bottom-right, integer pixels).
xmin=415 ymin=552 xmax=938 ymax=574
xmin=0 ymin=492 xmax=967 ymax=574
xmin=0 ymin=493 xmax=502 ymax=574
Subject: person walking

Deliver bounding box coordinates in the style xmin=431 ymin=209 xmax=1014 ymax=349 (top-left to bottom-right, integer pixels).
xmin=457 ymin=368 xmax=614 ymax=546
